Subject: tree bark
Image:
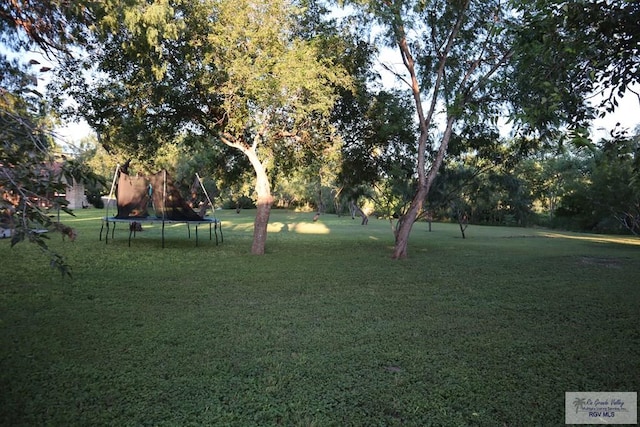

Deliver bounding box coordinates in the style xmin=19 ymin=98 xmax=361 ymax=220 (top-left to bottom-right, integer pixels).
xmin=392 ymin=116 xmax=456 ymax=259
xmin=392 ymin=185 xmax=427 ymax=259
xmin=252 ymin=195 xmax=271 ymax=254
xmin=247 ymin=152 xmax=272 ymax=255
xmin=221 ymin=133 xmax=273 ymax=255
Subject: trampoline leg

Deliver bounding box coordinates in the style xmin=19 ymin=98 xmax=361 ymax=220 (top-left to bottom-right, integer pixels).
xmin=111 ymin=222 xmax=116 ymax=240
xmin=100 ymin=220 xmax=104 ymax=241
xmin=187 ymin=223 xmax=191 ymax=239
xmin=219 ymin=222 xmax=223 ymax=243
xmin=128 ymin=228 xmax=133 ymax=247
xmin=195 ymin=225 xmax=199 ymax=246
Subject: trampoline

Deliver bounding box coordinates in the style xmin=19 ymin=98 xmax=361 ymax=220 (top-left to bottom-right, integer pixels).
xmin=100 ymin=166 xmax=223 ymax=248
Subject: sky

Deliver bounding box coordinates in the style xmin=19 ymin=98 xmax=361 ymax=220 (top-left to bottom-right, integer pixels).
xmin=590 ymin=93 xmax=640 ymax=140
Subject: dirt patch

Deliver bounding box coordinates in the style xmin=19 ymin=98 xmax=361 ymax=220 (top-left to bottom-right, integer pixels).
xmin=579 ymin=256 xmax=624 ymax=269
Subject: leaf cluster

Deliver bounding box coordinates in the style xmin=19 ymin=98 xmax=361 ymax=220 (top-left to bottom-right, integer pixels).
xmin=1 ymin=1 xmax=104 ymax=277
xmin=338 ymin=89 xmax=416 ymax=188
xmin=509 ymin=0 xmax=640 ymax=135
xmin=1 ymin=89 xmax=73 ymax=276
xmin=0 ymin=0 xmax=93 ymax=58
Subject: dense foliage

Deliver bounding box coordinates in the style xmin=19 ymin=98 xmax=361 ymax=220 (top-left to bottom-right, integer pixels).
xmin=0 ymin=52 xmax=82 ymax=275
xmin=0 ymin=77 xmax=69 ymax=273
xmin=554 ymin=130 xmax=640 ymax=234
xmin=511 ymin=0 xmax=640 ymax=134
xmin=424 ymin=124 xmax=640 ymax=235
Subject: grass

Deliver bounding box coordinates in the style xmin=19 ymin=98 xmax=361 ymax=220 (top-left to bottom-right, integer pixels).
xmin=1 ymin=209 xmax=639 ymax=426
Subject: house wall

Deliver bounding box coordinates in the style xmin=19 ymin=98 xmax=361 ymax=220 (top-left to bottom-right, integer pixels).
xmin=65 ymin=179 xmax=86 ymax=209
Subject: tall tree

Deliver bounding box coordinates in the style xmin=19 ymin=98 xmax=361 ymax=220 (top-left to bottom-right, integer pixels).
xmin=53 ymin=0 xmax=351 ymax=254
xmin=343 ymin=0 xmax=514 ymax=258
xmin=499 ymin=0 xmax=640 ymax=231
xmin=342 ymin=0 xmax=638 ymax=258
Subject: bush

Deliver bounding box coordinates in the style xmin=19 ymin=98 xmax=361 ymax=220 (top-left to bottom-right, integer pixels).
xmin=86 ymin=193 xmax=104 ymax=208
xmin=222 ymin=195 xmax=255 ymax=210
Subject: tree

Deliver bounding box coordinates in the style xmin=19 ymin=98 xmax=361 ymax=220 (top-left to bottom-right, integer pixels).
xmin=514 ymin=154 xmax=585 ymax=222
xmin=1 ymin=0 xmax=95 ymax=276
xmin=341 ymin=0 xmax=638 ymax=257
xmin=510 ymin=0 xmax=640 ymax=134
xmin=344 ymin=0 xmax=515 ymax=258
xmin=0 ymin=76 xmax=72 ymax=275
xmin=53 ymin=0 xmax=351 ymax=255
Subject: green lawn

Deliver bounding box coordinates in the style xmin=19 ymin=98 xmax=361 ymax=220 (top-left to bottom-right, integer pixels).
xmin=1 ymin=209 xmax=639 ymax=426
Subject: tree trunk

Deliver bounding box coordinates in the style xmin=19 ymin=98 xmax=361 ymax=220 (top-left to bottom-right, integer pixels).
xmin=252 ymin=195 xmax=271 ymax=254
xmin=392 ymin=185 xmax=427 ymax=259
xmin=392 ymin=117 xmax=455 ymax=259
xmin=248 ymin=154 xmax=272 ymax=255
xmin=349 ymin=200 xmax=368 ymax=225
xmin=458 ymin=213 xmax=468 ymax=239
xmin=221 ymin=133 xmax=272 ymax=255
xmin=333 ymin=187 xmax=344 ymax=217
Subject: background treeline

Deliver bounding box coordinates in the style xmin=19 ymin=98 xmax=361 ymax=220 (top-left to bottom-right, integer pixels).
xmin=430 ymin=127 xmax=640 ymax=235
xmin=73 ymin=122 xmax=640 ymax=236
